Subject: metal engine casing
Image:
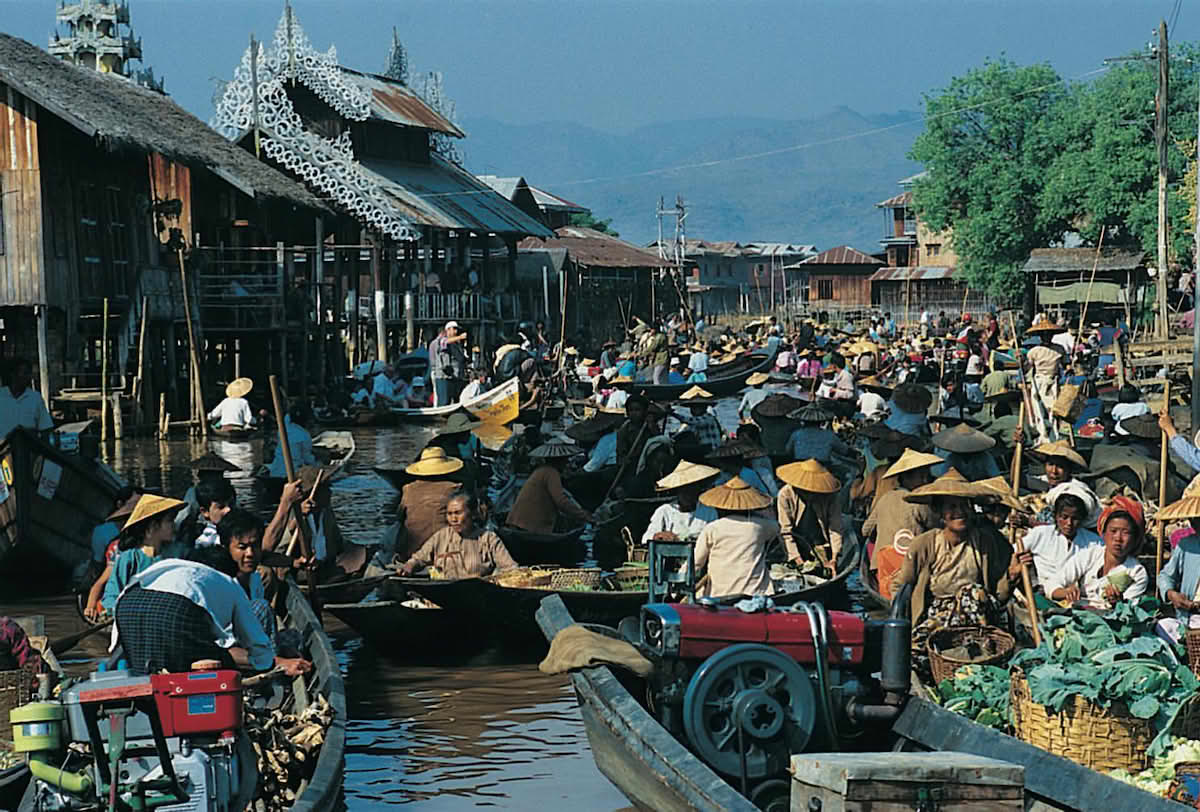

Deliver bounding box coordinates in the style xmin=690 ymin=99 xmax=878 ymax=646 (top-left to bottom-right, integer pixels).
xmin=61 ymin=670 xmax=157 ymax=743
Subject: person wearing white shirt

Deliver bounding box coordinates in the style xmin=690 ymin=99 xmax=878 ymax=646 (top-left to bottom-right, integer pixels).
xmin=1111 ymin=384 xmax=1150 ymax=435
xmin=643 ymin=461 xmax=720 ymax=544
xmin=1044 ymin=501 xmax=1147 ymax=611
xmin=1019 ymin=492 xmax=1101 ymax=588
xmin=583 ymin=431 xmax=618 ymax=473
xmin=208 ymin=377 xmax=256 ymax=430
xmin=265 ymin=412 xmax=316 ymax=478
xmin=687 ymin=349 xmax=709 ymax=383
xmin=857 ymin=390 xmax=888 ymax=420
xmin=606 ymin=388 xmax=630 ymax=411
xmin=114 ymin=550 xmax=307 ymax=675
xmin=0 ymin=359 xmax=53 ymax=440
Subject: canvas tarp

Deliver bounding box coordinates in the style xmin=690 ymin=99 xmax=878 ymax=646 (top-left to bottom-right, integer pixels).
xmin=1037 ymin=282 xmax=1125 ymax=305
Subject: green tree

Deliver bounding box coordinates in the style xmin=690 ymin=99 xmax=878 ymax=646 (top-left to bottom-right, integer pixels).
xmin=569 ymin=211 xmax=619 ymax=237
xmin=909 ymin=58 xmax=1069 ymax=298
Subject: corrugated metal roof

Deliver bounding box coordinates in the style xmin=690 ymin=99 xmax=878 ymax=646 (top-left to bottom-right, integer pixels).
xmin=870 ymin=266 xmax=958 ymax=282
xmin=876 ymin=190 xmax=912 ymax=208
xmin=742 ymin=242 xmax=817 ymax=258
xmin=476 ymin=175 xmax=523 ymax=201
xmin=1022 ymin=247 xmax=1145 ymax=274
xmin=363 ymin=156 xmax=553 ymax=237
xmin=518 ymin=227 xmax=667 ymax=268
xmin=529 ymin=184 xmax=587 ymax=213
xmin=898 ymin=170 xmax=928 ymax=185
xmin=337 ymin=67 xmax=465 ymax=137
xmin=802 ymin=245 xmax=881 ymax=266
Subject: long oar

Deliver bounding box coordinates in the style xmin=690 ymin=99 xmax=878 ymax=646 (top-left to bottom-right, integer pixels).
xmin=1009 ymin=402 xmax=1042 ymax=647
xmin=270 ymin=375 xmax=316 ymax=605
xmin=50 ymin=619 xmax=114 ymax=656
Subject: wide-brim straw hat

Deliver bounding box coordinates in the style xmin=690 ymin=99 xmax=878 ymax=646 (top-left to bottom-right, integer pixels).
xmin=753 ymin=393 xmax=805 ymax=419
xmin=791 ymin=402 xmax=836 ymax=424
xmin=565 ymin=411 xmax=625 ymax=443
xmin=699 ymin=476 xmax=774 ymax=511
xmin=225 ymin=377 xmax=253 ymax=398
xmin=884 ymin=449 xmax=944 ymax=479
xmin=677 ymin=385 xmax=716 ymax=403
xmin=746 ymin=372 xmax=770 ymax=386
xmin=580 ymin=357 xmax=597 ymax=367
xmin=1026 ymin=320 xmax=1062 ymax=334
xmin=932 ymin=423 xmax=995 ymax=454
xmin=192 ymin=451 xmax=241 ymax=473
xmin=904 ymin=469 xmax=996 ymax=504
xmin=530 ymin=440 xmax=583 ymax=460
xmin=977 ymin=476 xmax=1024 ymax=511
xmin=1159 ymin=496 xmax=1200 ymax=521
xmin=708 ymin=439 xmax=750 ymax=460
xmin=776 ymin=459 xmax=840 ymax=493
xmin=124 ymin=494 xmax=186 ymax=534
xmin=859 ymin=376 xmax=894 ymax=396
xmin=656 ymin=460 xmax=721 ymax=491
xmin=440 ymin=412 xmax=482 ymax=435
xmin=405 ymin=447 xmax=464 ymax=476
xmin=1119 ymin=414 xmax=1161 ymax=440
xmin=107 ymin=492 xmax=142 ymax=523
xmin=1030 ymin=440 xmax=1086 ymax=470
xmin=613 ymin=375 xmax=634 ymax=384
xmin=892 ymin=383 xmax=933 ymax=415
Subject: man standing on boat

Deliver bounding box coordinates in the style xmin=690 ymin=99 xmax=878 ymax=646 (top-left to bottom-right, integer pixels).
xmin=0 ymin=358 xmax=53 ymax=439
xmin=430 ymin=321 xmax=469 ymax=406
xmin=640 ymin=322 xmax=670 ymax=385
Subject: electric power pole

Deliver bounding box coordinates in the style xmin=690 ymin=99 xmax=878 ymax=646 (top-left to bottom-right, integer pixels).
xmin=1157 ymin=18 xmax=1170 ymax=339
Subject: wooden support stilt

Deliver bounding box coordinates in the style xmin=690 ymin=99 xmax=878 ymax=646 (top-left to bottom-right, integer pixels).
xmin=101 ymin=297 xmax=109 ymax=443
xmin=111 ymin=393 xmax=123 ymax=440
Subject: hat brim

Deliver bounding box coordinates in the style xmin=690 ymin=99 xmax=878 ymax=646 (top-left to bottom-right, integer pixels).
xmin=405 ymin=459 xmax=464 ymax=476
xmin=225 ymin=378 xmax=253 ymax=398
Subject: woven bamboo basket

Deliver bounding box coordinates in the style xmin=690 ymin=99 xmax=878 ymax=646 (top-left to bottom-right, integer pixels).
xmin=623 ymin=529 xmax=649 ymax=563
xmin=0 ymin=667 xmax=34 ymax=729
xmin=1010 ymin=667 xmax=1200 ymax=773
xmin=489 ymin=567 xmax=554 ymax=589
xmin=927 ymin=626 xmax=1015 ymax=686
xmin=1185 ymin=628 xmax=1200 ymax=676
xmin=612 ymin=565 xmax=649 ymax=592
xmin=549 ymin=568 xmax=604 ymax=590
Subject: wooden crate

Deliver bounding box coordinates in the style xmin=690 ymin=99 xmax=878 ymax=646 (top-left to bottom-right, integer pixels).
xmin=790 ymin=752 xmax=1024 ymax=811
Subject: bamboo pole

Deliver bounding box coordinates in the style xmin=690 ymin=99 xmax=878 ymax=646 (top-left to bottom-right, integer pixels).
xmin=158 ymin=393 xmax=167 ymax=440
xmin=135 ymin=296 xmax=149 ymax=426
xmin=1073 ymin=227 xmax=1106 ymax=351
xmin=1010 ymin=403 xmax=1042 ymax=647
xmin=1007 ymin=311 xmax=1048 ymax=441
xmin=101 ymin=297 xmax=109 ymax=443
xmin=176 ymin=249 xmax=207 ymax=437
xmin=269 ymin=374 xmax=315 ymax=601
xmin=1159 ymin=379 xmax=1171 ymax=578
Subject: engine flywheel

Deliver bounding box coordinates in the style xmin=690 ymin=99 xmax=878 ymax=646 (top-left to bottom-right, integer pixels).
xmin=681 ymin=643 xmax=816 ymax=779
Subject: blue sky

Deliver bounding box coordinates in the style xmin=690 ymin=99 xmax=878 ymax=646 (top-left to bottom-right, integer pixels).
xmin=4 ymin=0 xmax=1196 ymax=130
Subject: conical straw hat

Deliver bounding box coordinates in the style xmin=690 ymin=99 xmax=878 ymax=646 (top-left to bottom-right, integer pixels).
xmin=791 ymin=403 xmax=836 ymax=424
xmin=931 ymin=423 xmax=995 ymax=454
xmin=977 ymin=476 xmax=1024 ymax=511
xmin=883 ymin=449 xmax=944 ymax=479
xmin=1158 ymin=496 xmax=1200 ymax=522
xmin=530 ymin=440 xmax=583 ymax=460
xmin=776 ymin=459 xmax=840 ymax=493
xmin=1026 ymin=320 xmax=1061 ymax=334
xmin=1030 ymin=440 xmax=1086 ymax=470
xmin=656 ymin=460 xmax=721 ymax=491
xmin=891 ymin=383 xmax=932 ymax=415
xmin=746 ymin=372 xmax=770 ymax=386
xmin=752 ymin=393 xmax=805 ymax=419
xmin=225 ymin=377 xmax=253 ymax=398
xmin=191 ymin=451 xmax=241 ymax=472
xmin=699 ymin=476 xmax=773 ymax=511
xmin=678 ymin=386 xmax=716 ymax=402
xmin=123 ymin=494 xmax=186 ymax=534
xmin=405 ymin=447 xmax=464 ymax=476
xmin=904 ymin=469 xmax=996 ymax=504
xmin=107 ymin=491 xmax=142 ymax=522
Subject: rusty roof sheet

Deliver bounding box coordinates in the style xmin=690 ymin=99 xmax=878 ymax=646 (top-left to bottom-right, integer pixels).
xmin=802 ymin=245 xmax=882 ymax=266
xmin=363 ymin=156 xmax=553 ymax=237
xmin=1022 ymin=247 xmax=1145 ymax=274
xmin=870 ymin=266 xmax=958 ymax=282
xmin=337 ymin=67 xmax=465 ymax=137
xmin=519 ymin=227 xmax=668 ymax=269
xmin=876 ymin=190 xmax=913 ymax=208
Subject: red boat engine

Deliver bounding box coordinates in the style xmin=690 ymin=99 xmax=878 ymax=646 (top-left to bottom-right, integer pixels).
xmin=636 ymin=597 xmax=911 ymax=811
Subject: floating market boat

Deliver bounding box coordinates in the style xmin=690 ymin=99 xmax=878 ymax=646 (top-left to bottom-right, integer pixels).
xmin=612 ymin=347 xmax=778 ymax=401
xmin=391 ymin=376 xmax=520 ymax=424
xmin=0 ymin=426 xmax=124 ymax=586
xmin=325 ymin=577 xmax=476 ymax=654
xmin=254 ymin=430 xmax=358 ymax=497
xmin=496 ymin=525 xmax=588 ymax=567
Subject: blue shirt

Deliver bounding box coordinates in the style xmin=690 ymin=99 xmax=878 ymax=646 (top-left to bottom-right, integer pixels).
xmin=617 ymin=360 xmax=636 ymax=377
xmin=785 ymin=426 xmax=850 ymax=465
xmin=91 ymin=521 xmax=121 ymax=563
xmin=1159 ymin=534 xmax=1200 ymax=626
xmin=1172 ymin=435 xmax=1200 ymax=473
xmin=102 ymin=548 xmax=157 ymax=611
xmin=666 ymin=371 xmax=687 ymax=384
xmin=885 ymin=407 xmax=929 ymax=437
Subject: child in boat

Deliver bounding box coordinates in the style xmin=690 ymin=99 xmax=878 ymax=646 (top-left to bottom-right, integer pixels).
xmin=1045 ymin=496 xmax=1147 ymax=611
xmin=101 ymin=495 xmax=187 ymax=616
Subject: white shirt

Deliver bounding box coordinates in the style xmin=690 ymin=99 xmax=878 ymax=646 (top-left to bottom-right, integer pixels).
xmin=124 ymin=559 xmax=274 ymax=670
xmin=858 ymin=391 xmax=887 ymax=419
xmin=1112 ymin=402 xmax=1150 ymax=435
xmin=921 ymin=311 xmax=930 ymax=325
xmin=1051 ymin=332 xmax=1075 ymax=356
xmin=208 ymin=396 xmax=255 ymax=429
xmin=1021 ymin=524 xmax=1102 ymax=588
xmin=606 ymin=389 xmax=630 ymax=411
xmin=966 ymin=354 xmax=984 ymax=376
xmin=266 ymin=416 xmax=316 ymax=478
xmin=584 ymin=431 xmax=618 ymax=473
xmin=688 ymin=352 xmax=709 ymax=373
xmin=0 ymin=386 xmax=53 ymax=439
xmin=693 ymin=515 xmax=779 ymax=599
xmin=641 ymin=501 xmax=717 ymax=544
xmin=1045 ymin=545 xmax=1148 ymax=611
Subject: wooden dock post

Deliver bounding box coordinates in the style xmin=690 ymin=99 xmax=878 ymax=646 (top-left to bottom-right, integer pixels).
xmin=158 ymin=393 xmax=167 ymax=440
xmin=176 ymin=249 xmax=207 ymax=437
xmin=134 ymin=296 xmax=149 ymax=426
xmin=111 ymin=393 xmax=123 ymax=440
xmin=101 ymin=297 xmax=109 ymax=443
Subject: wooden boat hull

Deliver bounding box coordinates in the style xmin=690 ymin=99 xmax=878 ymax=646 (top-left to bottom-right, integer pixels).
xmin=392 ymin=376 xmax=520 ymax=424
xmin=285 ymin=583 xmax=347 ymax=812
xmin=256 ymin=430 xmax=357 ymax=499
xmin=0 ymin=428 xmax=124 ymax=585
xmin=324 ymin=599 xmax=476 ymax=653
xmin=210 ymin=426 xmax=259 ymax=440
xmin=534 ymin=595 xmax=757 ymax=812
xmin=614 ymin=347 xmax=777 ymax=401
xmin=312 ymin=573 xmax=388 ymax=605
xmin=497 ymin=525 xmax=588 ymax=567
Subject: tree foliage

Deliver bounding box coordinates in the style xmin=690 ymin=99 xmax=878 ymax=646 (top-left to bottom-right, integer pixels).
xmin=569 ymin=211 xmax=619 ymax=237
xmin=909 ymin=51 xmax=1200 ymax=298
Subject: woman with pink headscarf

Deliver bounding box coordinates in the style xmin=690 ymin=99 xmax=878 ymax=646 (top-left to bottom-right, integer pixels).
xmin=1045 ymin=496 xmax=1148 ymax=611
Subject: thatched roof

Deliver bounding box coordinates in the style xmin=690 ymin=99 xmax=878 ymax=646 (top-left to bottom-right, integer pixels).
xmin=0 ymin=33 xmax=324 ymax=211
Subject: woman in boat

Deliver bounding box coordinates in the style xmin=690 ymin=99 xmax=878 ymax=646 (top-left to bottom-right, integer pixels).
xmin=776 ymin=459 xmax=843 ymax=573
xmin=1155 ymin=497 xmax=1200 ymax=642
xmin=506 ymin=441 xmax=593 ymax=534
xmin=1045 ymin=495 xmax=1148 ymax=611
xmin=692 ymin=477 xmax=779 ymax=598
xmin=101 ymin=495 xmax=187 ymax=616
xmin=641 ymin=460 xmax=720 ymax=544
xmin=217 ymin=507 xmax=276 ymax=640
xmin=398 ymin=491 xmax=518 ymax=579
xmin=892 ymin=471 xmax=1013 ymax=681
xmin=864 ymin=448 xmax=943 ymax=601
xmin=209 ymin=378 xmax=256 ymax=432
xmin=1016 ymin=487 xmax=1102 ymax=590
xmin=673 ymin=387 xmax=723 ymax=454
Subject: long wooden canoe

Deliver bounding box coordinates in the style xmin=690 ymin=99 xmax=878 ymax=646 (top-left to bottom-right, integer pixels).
xmin=391 ymin=376 xmax=520 ymax=424
xmin=323 ymin=598 xmax=475 ymax=654
xmin=0 ymin=427 xmax=124 ymax=586
xmin=613 ymin=346 xmax=778 ymax=401
xmin=497 ymin=525 xmax=589 ymax=567
xmin=254 ymin=430 xmax=357 ymax=495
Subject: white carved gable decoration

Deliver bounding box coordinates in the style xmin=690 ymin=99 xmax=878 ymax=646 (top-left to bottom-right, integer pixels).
xmin=211 ymin=8 xmax=418 ymax=241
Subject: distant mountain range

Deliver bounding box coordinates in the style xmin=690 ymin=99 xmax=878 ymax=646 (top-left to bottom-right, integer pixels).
xmin=460 ymin=107 xmax=925 ymax=252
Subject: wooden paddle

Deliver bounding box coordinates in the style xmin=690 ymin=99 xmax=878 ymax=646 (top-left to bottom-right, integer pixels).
xmin=1009 ymin=402 xmax=1042 ymax=648
xmin=50 ymin=619 xmax=113 ymax=656
xmin=1159 ymin=379 xmax=1171 ymax=579
xmin=284 ymin=468 xmax=324 ymax=558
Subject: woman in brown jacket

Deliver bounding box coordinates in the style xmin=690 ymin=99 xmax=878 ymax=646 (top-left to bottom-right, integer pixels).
xmin=891 ymin=469 xmax=1013 ymax=681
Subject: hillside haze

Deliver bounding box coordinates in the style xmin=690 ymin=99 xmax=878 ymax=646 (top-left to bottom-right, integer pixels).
xmin=462 ymin=108 xmax=924 ymax=251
